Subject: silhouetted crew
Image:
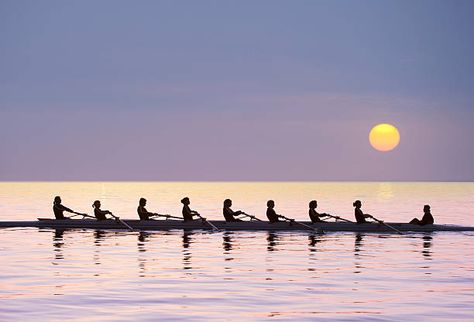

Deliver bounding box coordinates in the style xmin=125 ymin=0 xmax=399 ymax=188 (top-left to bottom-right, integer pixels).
xmin=353 ymin=200 xmax=371 ymax=224
xmin=181 ymin=197 xmax=200 ymax=222
xmin=137 ymin=198 xmax=154 ymax=220
xmin=92 ymin=200 xmax=112 ymax=221
xmin=409 ymin=205 xmax=434 ymax=225
xmin=308 ymin=200 xmax=330 ymax=223
xmin=53 ymin=196 xmax=75 ymax=219
xmin=223 ymin=199 xmax=243 ymax=222
xmin=266 ymin=200 xmax=280 ymax=223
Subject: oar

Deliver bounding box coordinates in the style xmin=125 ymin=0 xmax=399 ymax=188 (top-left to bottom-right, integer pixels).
xmin=69 ymin=212 xmax=95 ymax=219
xmin=151 ymin=213 xmax=182 ymax=220
xmin=368 ymin=215 xmax=403 ymax=235
xmin=195 ymin=213 xmax=220 ymax=231
xmin=325 ymin=214 xmax=354 ymax=223
xmin=109 ymin=213 xmax=135 ymax=231
xmin=238 ymin=212 xmax=263 ymax=221
xmin=278 ymin=215 xmax=323 ymax=233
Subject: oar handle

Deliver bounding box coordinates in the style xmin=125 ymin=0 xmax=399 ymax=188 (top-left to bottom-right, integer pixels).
xmin=152 ymin=213 xmax=182 ymax=220
xmin=326 ymin=214 xmax=354 ymax=223
xmin=71 ymin=212 xmax=95 ymax=219
xmin=239 ymin=212 xmax=263 ymax=221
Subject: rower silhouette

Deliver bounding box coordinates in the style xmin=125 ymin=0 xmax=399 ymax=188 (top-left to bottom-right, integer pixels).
xmin=137 ymin=198 xmax=154 ymax=220
xmin=409 ymin=205 xmax=434 ymax=225
xmin=181 ymin=197 xmax=200 ymax=221
xmin=223 ymin=199 xmax=243 ymax=222
xmin=266 ymin=200 xmax=281 ymax=223
xmin=308 ymin=200 xmax=330 ymax=223
xmin=353 ymin=200 xmax=371 ymax=224
xmin=92 ymin=200 xmax=113 ymax=221
xmin=53 ymin=196 xmax=75 ymax=219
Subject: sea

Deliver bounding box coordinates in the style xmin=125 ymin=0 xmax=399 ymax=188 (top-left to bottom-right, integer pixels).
xmin=0 ymin=182 xmax=473 ymax=321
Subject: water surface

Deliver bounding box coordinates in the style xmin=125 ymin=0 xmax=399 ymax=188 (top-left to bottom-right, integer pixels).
xmin=0 ymin=182 xmax=473 ymax=321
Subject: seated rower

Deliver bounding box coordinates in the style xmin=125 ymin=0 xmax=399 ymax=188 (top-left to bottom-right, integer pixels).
xmin=92 ymin=200 xmax=113 ymax=221
xmin=266 ymin=200 xmax=281 ymax=223
xmin=53 ymin=196 xmax=75 ymax=219
xmin=353 ymin=200 xmax=371 ymax=224
xmin=223 ymin=199 xmax=243 ymax=222
xmin=308 ymin=200 xmax=330 ymax=223
xmin=181 ymin=197 xmax=200 ymax=222
xmin=409 ymin=205 xmax=434 ymax=226
xmin=137 ymin=198 xmax=155 ymax=220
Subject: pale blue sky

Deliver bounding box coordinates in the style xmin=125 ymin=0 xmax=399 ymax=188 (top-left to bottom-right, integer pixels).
xmin=1 ymin=0 xmax=473 ymax=180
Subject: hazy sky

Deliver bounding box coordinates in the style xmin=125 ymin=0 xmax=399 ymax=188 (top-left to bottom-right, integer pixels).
xmin=1 ymin=0 xmax=473 ymax=181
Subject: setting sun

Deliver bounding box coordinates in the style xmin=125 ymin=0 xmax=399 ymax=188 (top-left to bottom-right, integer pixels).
xmin=369 ymin=123 xmax=400 ymax=152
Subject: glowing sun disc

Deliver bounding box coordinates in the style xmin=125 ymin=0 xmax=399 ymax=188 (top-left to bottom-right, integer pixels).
xmin=369 ymin=123 xmax=400 ymax=152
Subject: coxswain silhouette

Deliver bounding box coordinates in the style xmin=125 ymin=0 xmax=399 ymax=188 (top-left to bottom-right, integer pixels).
xmin=409 ymin=205 xmax=434 ymax=225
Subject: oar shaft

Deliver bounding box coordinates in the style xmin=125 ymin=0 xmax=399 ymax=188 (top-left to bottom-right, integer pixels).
xmin=370 ymin=216 xmax=403 ymax=234
xmin=279 ymin=215 xmax=322 ymax=233
xmin=326 ymin=214 xmax=353 ymax=223
xmin=239 ymin=212 xmax=263 ymax=221
xmin=110 ymin=214 xmax=134 ymax=231
xmin=153 ymin=214 xmax=182 ymax=220
xmin=196 ymin=214 xmax=220 ymax=231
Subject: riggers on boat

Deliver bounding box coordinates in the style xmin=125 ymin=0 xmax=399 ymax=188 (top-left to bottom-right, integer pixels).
xmin=0 ymin=219 xmax=473 ymax=232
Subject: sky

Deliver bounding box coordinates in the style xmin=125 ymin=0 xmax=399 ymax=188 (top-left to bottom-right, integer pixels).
xmin=1 ymin=0 xmax=473 ymax=181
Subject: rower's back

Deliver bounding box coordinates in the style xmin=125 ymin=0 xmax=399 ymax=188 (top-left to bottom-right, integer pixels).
xmin=308 ymin=200 xmax=320 ymax=223
xmin=309 ymin=208 xmax=321 ymax=223
xmin=137 ymin=198 xmax=150 ymax=220
xmin=137 ymin=205 xmax=150 ymax=220
xmin=53 ymin=204 xmax=68 ymax=219
xmin=182 ymin=205 xmax=194 ymax=221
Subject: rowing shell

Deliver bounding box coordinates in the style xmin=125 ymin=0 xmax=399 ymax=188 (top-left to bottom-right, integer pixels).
xmin=0 ymin=219 xmax=473 ymax=232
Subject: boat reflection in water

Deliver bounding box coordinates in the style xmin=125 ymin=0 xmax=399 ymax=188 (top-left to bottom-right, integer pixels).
xmin=182 ymin=231 xmax=193 ymax=270
xmin=266 ymin=232 xmax=280 ymax=252
xmin=52 ymin=229 xmax=65 ymax=262
xmin=422 ymin=233 xmax=433 ymax=260
xmin=353 ymin=233 xmax=365 ymax=274
xmin=137 ymin=232 xmax=151 ymax=277
xmin=222 ymin=232 xmax=236 ymax=276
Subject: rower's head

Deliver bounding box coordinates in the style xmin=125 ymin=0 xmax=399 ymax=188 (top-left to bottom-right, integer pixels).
xmin=423 ymin=204 xmax=431 ymax=213
xmin=353 ymin=200 xmax=362 ymax=208
xmin=267 ymin=200 xmax=275 ymax=208
xmin=54 ymin=196 xmax=61 ymax=205
xmin=224 ymin=199 xmax=232 ymax=207
xmin=181 ymin=197 xmax=190 ymax=205
xmin=309 ymin=200 xmax=317 ymax=209
xmin=92 ymin=200 xmax=101 ymax=209
xmin=139 ymin=198 xmax=147 ymax=206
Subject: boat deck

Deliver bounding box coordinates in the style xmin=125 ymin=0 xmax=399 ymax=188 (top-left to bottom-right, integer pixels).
xmin=0 ymin=219 xmax=473 ymax=232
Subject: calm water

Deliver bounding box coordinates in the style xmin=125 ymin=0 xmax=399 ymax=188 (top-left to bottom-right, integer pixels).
xmin=1 ymin=182 xmax=473 ymax=321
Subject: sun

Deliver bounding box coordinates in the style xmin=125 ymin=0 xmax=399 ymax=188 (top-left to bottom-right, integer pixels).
xmin=369 ymin=123 xmax=400 ymax=152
